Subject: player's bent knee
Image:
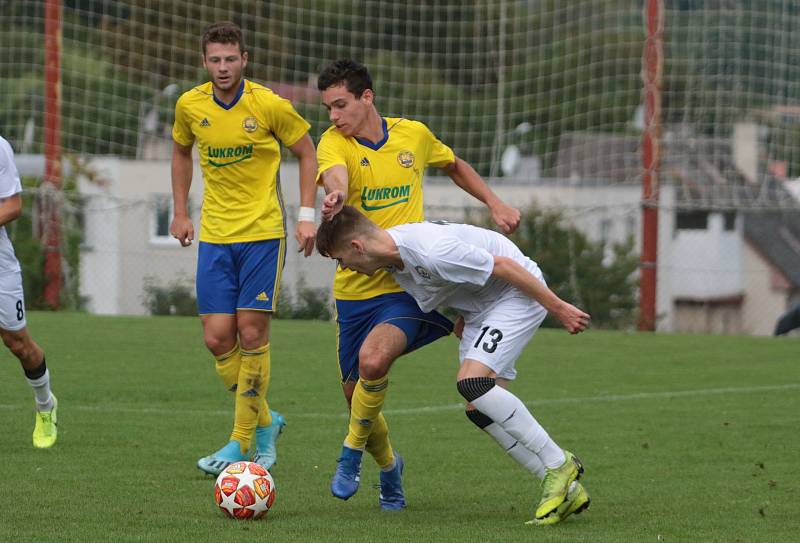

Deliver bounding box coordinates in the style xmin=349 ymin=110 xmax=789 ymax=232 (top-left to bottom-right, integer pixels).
xmin=456 ymin=377 xmax=496 ymax=403
xmin=357 ymin=350 xmax=393 ymax=380
xmin=237 ymin=328 xmax=268 ymax=350
xmin=465 ymin=408 xmax=493 ymax=429
xmin=203 ymin=334 xmax=236 ymax=355
xmin=358 ymin=361 xmax=389 ymax=380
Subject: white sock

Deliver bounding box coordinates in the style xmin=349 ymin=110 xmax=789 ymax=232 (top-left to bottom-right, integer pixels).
xmin=26 ymin=369 xmax=54 ymax=412
xmin=470 ymin=386 xmax=566 ymax=469
xmin=483 ymin=422 xmax=546 ymax=478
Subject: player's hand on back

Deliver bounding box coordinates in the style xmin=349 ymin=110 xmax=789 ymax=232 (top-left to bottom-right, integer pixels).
xmin=321 ymin=190 xmax=345 ymax=221
xmin=554 ymin=302 xmax=591 ymax=335
xmin=170 ymin=216 xmax=194 ymax=247
xmin=295 ymin=221 xmax=316 ymax=257
xmin=490 ymin=201 xmax=521 ymax=234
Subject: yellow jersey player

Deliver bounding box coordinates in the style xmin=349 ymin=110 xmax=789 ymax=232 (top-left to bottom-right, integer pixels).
xmin=170 ymin=22 xmax=318 ymax=475
xmin=316 ymin=59 xmax=521 ymax=510
xmin=0 ymin=134 xmax=58 ymax=449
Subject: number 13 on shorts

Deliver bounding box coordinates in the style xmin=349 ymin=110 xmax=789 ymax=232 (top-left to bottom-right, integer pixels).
xmin=458 ymin=299 xmax=547 ymax=381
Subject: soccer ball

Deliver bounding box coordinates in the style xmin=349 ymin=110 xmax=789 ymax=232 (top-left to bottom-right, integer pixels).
xmin=214 ymin=461 xmax=276 ymax=519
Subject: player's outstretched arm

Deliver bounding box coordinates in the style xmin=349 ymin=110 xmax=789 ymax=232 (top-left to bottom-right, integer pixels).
xmin=319 ymin=165 xmax=349 ymax=221
xmin=491 ymin=256 xmax=590 ymax=334
xmin=289 ymin=134 xmax=318 ymax=256
xmin=442 ymin=158 xmax=521 ymax=234
xmin=169 ymin=142 xmax=195 ymax=247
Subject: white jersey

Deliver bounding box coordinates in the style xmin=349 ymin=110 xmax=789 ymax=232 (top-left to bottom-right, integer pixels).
xmin=0 ymin=136 xmax=22 ymax=275
xmin=387 ymin=221 xmax=545 ymax=322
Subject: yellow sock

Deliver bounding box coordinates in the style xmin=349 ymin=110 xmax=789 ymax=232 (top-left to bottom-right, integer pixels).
xmin=257 ymin=399 xmax=273 ymax=427
xmin=365 ymin=412 xmax=395 ymax=470
xmin=345 ymin=375 xmax=388 ymax=450
xmin=230 ymin=343 xmax=271 ymax=454
xmin=214 ymin=342 xmax=241 ymax=393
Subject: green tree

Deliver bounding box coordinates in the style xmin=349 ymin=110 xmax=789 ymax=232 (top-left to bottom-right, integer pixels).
xmin=504 ymin=205 xmax=639 ymax=329
xmin=6 ymin=179 xmax=45 ymax=305
xmin=8 ymin=174 xmax=84 ymax=311
xmin=8 ymin=1 xmax=800 ymax=175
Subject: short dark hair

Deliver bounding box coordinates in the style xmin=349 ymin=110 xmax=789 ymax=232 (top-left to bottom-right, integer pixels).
xmin=316 ymin=206 xmax=376 ymax=257
xmin=202 ymin=21 xmax=245 ymax=55
xmin=317 ymin=59 xmax=373 ymax=98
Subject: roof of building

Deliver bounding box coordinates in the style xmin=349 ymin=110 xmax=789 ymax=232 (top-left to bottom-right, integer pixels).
xmin=554 ymin=131 xmax=798 ymax=209
xmin=743 ymin=210 xmax=800 ymax=288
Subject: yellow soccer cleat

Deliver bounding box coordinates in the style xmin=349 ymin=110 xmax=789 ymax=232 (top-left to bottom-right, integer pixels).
xmin=33 ymin=395 xmax=58 ymax=449
xmin=535 ymin=450 xmax=584 ymax=520
xmin=527 ymin=481 xmax=591 ymax=526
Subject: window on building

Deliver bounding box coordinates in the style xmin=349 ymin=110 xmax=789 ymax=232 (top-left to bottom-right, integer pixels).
xmin=723 ymin=211 xmax=736 ymax=231
xmin=676 ymin=210 xmax=708 ymax=230
xmin=151 ymin=194 xmax=189 ymax=243
xmin=626 ymin=214 xmax=637 ymax=239
xmin=600 ymin=218 xmax=611 ymax=244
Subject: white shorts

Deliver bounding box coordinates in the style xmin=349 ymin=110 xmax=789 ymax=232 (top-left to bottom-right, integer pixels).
xmin=459 ymin=296 xmax=547 ymax=381
xmin=0 ymin=271 xmax=27 ymax=331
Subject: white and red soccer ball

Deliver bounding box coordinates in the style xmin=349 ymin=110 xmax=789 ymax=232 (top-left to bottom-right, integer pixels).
xmin=214 ymin=461 xmax=276 ymax=519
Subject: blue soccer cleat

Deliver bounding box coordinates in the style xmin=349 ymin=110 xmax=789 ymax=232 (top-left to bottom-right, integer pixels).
xmin=197 ymin=440 xmax=247 ymax=476
xmin=331 ymin=446 xmax=363 ymax=500
xmin=378 ymin=451 xmax=406 ymax=511
xmin=252 ymin=410 xmax=286 ymax=471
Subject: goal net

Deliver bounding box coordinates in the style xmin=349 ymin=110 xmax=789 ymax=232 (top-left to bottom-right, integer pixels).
xmin=2 ymin=1 xmax=799 ymax=333
xmin=3 ymin=1 xmax=799 ymax=205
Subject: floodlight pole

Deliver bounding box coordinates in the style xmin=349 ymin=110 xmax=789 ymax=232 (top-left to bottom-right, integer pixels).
xmin=639 ymin=0 xmax=663 ymax=331
xmin=43 ymin=0 xmax=63 ymax=309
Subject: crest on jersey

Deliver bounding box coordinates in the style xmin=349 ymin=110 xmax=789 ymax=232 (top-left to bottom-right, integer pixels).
xmin=242 ymin=116 xmax=258 ymax=132
xmin=397 ymin=151 xmax=415 ymax=168
xmin=414 ymin=266 xmax=431 ymax=279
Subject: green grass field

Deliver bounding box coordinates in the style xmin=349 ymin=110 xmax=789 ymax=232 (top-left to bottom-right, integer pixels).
xmin=1 ymin=312 xmax=798 ymax=542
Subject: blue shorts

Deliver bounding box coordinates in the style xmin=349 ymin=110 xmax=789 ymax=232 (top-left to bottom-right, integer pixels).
xmin=335 ymin=291 xmax=453 ymax=382
xmin=196 ymin=239 xmax=285 ymax=314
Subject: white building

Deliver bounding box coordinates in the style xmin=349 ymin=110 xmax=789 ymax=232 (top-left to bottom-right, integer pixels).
xmin=552 ymin=130 xmax=800 ymax=335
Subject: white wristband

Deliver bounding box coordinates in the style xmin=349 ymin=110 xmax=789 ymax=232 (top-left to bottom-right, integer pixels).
xmin=297 ymin=206 xmax=316 ymax=222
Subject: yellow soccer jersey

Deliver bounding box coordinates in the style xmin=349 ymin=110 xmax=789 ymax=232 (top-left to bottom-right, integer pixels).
xmin=173 ymin=80 xmax=310 ymax=243
xmin=317 ymin=117 xmax=455 ymax=300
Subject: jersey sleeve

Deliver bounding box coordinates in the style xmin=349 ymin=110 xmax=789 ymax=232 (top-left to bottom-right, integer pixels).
xmin=0 ymin=141 xmax=22 ymax=198
xmin=428 ymin=236 xmax=494 ymax=286
xmin=171 ymin=94 xmax=195 ymax=147
xmin=263 ymin=94 xmax=311 ymax=148
xmin=316 ymin=130 xmax=348 ymax=185
xmin=423 ymin=124 xmax=456 ymax=168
